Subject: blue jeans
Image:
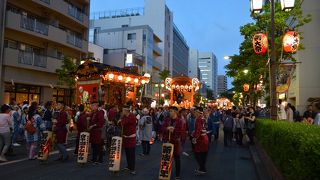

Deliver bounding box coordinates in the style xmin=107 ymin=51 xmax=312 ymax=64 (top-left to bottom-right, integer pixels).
xmin=56 ymin=143 xmax=68 ymax=159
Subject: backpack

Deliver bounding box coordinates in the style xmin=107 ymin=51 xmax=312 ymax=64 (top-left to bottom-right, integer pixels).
xmin=25 ymin=118 xmax=36 ymax=134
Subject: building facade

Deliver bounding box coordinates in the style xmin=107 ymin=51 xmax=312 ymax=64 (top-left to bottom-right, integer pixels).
xmin=287 ymin=0 xmax=320 ymax=112
xmin=0 ymin=0 xmax=90 ymax=105
xmin=198 ymin=52 xmax=218 ymax=98
xmin=188 ymin=49 xmax=199 ymax=78
xmin=217 ymin=75 xmax=227 ymax=96
xmin=171 ymin=24 xmax=189 ymax=77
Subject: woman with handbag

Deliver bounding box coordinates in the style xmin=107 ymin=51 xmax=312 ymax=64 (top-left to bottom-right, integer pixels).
xmin=23 ymin=102 xmax=46 ymax=160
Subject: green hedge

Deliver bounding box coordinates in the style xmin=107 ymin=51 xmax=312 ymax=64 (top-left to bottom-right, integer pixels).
xmin=256 ymin=119 xmax=320 ymax=180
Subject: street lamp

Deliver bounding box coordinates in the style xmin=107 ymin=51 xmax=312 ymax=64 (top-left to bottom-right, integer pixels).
xmin=243 ymin=69 xmax=249 ymax=74
xmin=250 ymin=0 xmax=295 ymax=120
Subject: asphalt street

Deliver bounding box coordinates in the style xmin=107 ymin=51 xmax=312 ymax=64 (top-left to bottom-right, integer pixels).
xmin=0 ymin=132 xmax=258 ymax=180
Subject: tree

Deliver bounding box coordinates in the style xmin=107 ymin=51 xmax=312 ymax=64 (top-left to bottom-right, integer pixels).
xmin=56 ymin=57 xmax=77 ymax=88
xmin=55 ymin=57 xmax=78 ymax=105
xmin=225 ymin=1 xmax=311 ymax=107
xmin=159 ymin=69 xmax=171 ymax=81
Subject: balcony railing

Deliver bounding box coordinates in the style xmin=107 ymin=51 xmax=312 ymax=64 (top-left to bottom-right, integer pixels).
xmin=18 ymin=50 xmax=47 ymax=68
xmin=40 ymin=0 xmax=50 ymax=4
xmin=67 ymin=33 xmax=83 ymax=48
xmin=68 ymin=4 xmax=84 ymax=22
xmin=20 ymin=15 xmax=49 ymax=36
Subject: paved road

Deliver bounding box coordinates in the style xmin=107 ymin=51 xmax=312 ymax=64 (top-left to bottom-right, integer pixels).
xmin=0 ymin=132 xmax=258 ymax=180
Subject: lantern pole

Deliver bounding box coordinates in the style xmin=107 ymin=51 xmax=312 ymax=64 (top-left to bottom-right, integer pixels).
xmin=270 ymin=0 xmax=278 ymax=120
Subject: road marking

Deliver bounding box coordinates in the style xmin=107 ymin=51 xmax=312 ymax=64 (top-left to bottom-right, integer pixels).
xmin=0 ymin=147 xmax=75 ymax=166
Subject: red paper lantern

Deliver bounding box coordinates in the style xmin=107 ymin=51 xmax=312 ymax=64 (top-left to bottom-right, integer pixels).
xmin=243 ymin=84 xmax=250 ymax=92
xmin=283 ymin=31 xmax=300 ymax=53
xmin=253 ymin=33 xmax=268 ymax=54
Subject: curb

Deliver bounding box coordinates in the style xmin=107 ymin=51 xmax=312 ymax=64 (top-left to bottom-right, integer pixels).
xmin=248 ymin=141 xmax=285 ymax=180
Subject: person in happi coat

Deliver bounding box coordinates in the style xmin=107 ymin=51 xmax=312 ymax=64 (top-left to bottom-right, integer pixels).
xmin=192 ymin=107 xmax=209 ymax=175
xmin=89 ymin=102 xmax=105 ymax=164
xmin=118 ymin=105 xmax=137 ymax=175
xmin=54 ymin=101 xmax=69 ymax=161
xmin=162 ymin=106 xmax=183 ymax=180
xmin=74 ymin=104 xmax=88 ymax=155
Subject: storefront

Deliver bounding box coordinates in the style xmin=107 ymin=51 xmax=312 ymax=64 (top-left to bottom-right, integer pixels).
xmin=4 ymin=83 xmax=41 ymax=104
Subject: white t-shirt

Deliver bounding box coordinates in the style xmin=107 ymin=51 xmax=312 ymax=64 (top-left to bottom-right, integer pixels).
xmin=0 ymin=113 xmax=12 ymax=133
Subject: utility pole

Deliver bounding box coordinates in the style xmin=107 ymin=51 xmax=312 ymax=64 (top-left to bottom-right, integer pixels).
xmin=0 ymin=0 xmax=7 ymax=104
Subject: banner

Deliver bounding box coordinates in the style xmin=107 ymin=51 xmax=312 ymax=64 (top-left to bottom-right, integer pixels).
xmin=108 ymin=136 xmax=122 ymax=171
xmin=77 ymin=132 xmax=90 ymax=164
xmin=38 ymin=131 xmax=53 ymax=161
xmin=76 ymin=80 xmax=100 ymax=104
xmin=159 ymin=143 xmax=174 ymax=180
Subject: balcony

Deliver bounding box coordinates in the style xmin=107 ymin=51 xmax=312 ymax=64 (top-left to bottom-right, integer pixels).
xmin=3 ymin=47 xmax=63 ymax=73
xmin=153 ymin=44 xmax=163 ymax=56
xmin=152 ymin=59 xmax=162 ymax=70
xmin=6 ymin=11 xmax=87 ymax=53
xmin=32 ymin=0 xmax=89 ymax=27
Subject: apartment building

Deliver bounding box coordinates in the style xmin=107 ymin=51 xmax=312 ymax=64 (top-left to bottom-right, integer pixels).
xmin=0 ymin=0 xmax=89 ymax=105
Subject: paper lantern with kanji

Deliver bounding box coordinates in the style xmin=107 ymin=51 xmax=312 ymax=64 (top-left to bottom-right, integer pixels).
xmin=283 ymin=31 xmax=300 ymax=53
xmin=243 ymin=84 xmax=250 ymax=92
xmin=253 ymin=33 xmax=268 ymax=54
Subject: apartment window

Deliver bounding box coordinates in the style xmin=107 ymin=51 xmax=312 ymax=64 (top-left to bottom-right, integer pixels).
xmin=122 ymin=24 xmax=129 ymax=27
xmin=127 ymin=33 xmax=136 ymax=40
xmin=4 ymin=39 xmax=18 ymax=49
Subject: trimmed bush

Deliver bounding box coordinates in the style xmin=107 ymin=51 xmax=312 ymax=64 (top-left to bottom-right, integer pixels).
xmin=256 ymin=119 xmax=320 ymax=180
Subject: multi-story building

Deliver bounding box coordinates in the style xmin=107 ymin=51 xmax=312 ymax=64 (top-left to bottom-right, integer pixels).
xmin=198 ymin=52 xmax=218 ymax=98
xmin=288 ymin=0 xmax=320 ymax=112
xmin=188 ymin=49 xmax=199 ymax=79
xmin=171 ymin=24 xmax=189 ymax=77
xmin=90 ymin=25 xmax=162 ymax=96
xmin=217 ymin=75 xmax=227 ymax=96
xmin=90 ymin=0 xmax=189 ymax=77
xmin=0 ymin=0 xmax=90 ymax=105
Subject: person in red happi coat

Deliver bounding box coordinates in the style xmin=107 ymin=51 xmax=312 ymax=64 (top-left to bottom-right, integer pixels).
xmin=89 ymin=102 xmax=105 ymax=164
xmin=74 ymin=104 xmax=88 ymax=155
xmin=118 ymin=105 xmax=137 ymax=175
xmin=192 ymin=106 xmax=209 ymax=175
xmin=54 ymin=101 xmax=69 ymax=161
xmin=162 ymin=106 xmax=183 ymax=180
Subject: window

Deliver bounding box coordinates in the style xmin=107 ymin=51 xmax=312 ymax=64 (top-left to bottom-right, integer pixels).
xmin=122 ymin=24 xmax=129 ymax=27
xmin=127 ymin=33 xmax=136 ymax=40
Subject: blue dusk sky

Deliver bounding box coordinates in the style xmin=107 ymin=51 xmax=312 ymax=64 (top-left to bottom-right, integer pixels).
xmin=90 ymin=0 xmax=253 ymax=88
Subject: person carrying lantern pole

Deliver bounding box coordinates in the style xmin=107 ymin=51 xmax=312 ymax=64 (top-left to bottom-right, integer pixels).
xmin=161 ymin=106 xmax=183 ymax=180
xmin=118 ymin=105 xmax=137 ymax=175
xmin=192 ymin=106 xmax=209 ymax=175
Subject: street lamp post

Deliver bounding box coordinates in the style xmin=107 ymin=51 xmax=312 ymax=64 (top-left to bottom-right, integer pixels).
xmin=155 ymin=82 xmax=164 ymax=106
xmin=251 ymin=0 xmax=295 ymax=120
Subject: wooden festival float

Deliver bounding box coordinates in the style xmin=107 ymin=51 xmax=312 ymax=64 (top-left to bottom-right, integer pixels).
xmin=165 ymin=76 xmax=200 ymax=108
xmin=75 ymin=59 xmax=150 ymax=106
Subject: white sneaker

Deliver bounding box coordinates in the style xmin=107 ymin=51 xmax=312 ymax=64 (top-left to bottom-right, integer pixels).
xmin=0 ymin=155 xmax=8 ymax=162
xmin=182 ymin=152 xmax=189 ymax=156
xmin=12 ymin=143 xmax=21 ymax=147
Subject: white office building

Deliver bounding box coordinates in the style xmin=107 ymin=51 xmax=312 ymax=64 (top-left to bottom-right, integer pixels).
xmin=198 ymin=52 xmax=218 ymax=98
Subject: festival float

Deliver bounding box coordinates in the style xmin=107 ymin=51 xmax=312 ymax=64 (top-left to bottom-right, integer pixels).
xmin=75 ymin=59 xmax=150 ymax=106
xmin=165 ymin=76 xmax=200 ymax=108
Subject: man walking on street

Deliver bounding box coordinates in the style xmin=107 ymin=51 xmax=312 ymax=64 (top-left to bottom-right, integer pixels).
xmin=118 ymin=106 xmax=137 ymax=175
xmin=162 ymin=106 xmax=183 ymax=180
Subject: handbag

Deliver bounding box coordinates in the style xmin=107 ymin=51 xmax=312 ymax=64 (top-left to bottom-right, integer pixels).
xmin=25 ymin=118 xmax=36 ymax=134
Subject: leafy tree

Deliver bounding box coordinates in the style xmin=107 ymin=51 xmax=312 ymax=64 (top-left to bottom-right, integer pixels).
xmin=159 ymin=69 xmax=171 ymax=81
xmin=56 ymin=57 xmax=77 ymax=88
xmin=225 ymin=1 xmax=311 ymax=106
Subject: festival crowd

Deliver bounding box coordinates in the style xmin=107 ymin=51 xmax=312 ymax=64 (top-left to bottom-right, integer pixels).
xmin=0 ymin=99 xmax=319 ymax=179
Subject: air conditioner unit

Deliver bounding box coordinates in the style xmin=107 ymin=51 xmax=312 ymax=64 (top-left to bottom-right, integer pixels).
xmin=19 ymin=44 xmax=26 ymax=51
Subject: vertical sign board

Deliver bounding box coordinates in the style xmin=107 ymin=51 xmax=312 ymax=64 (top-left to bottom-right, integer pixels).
xmin=108 ymin=136 xmax=122 ymax=171
xmin=159 ymin=143 xmax=174 ymax=180
xmin=77 ymin=132 xmax=90 ymax=163
xmin=38 ymin=131 xmax=53 ymax=161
